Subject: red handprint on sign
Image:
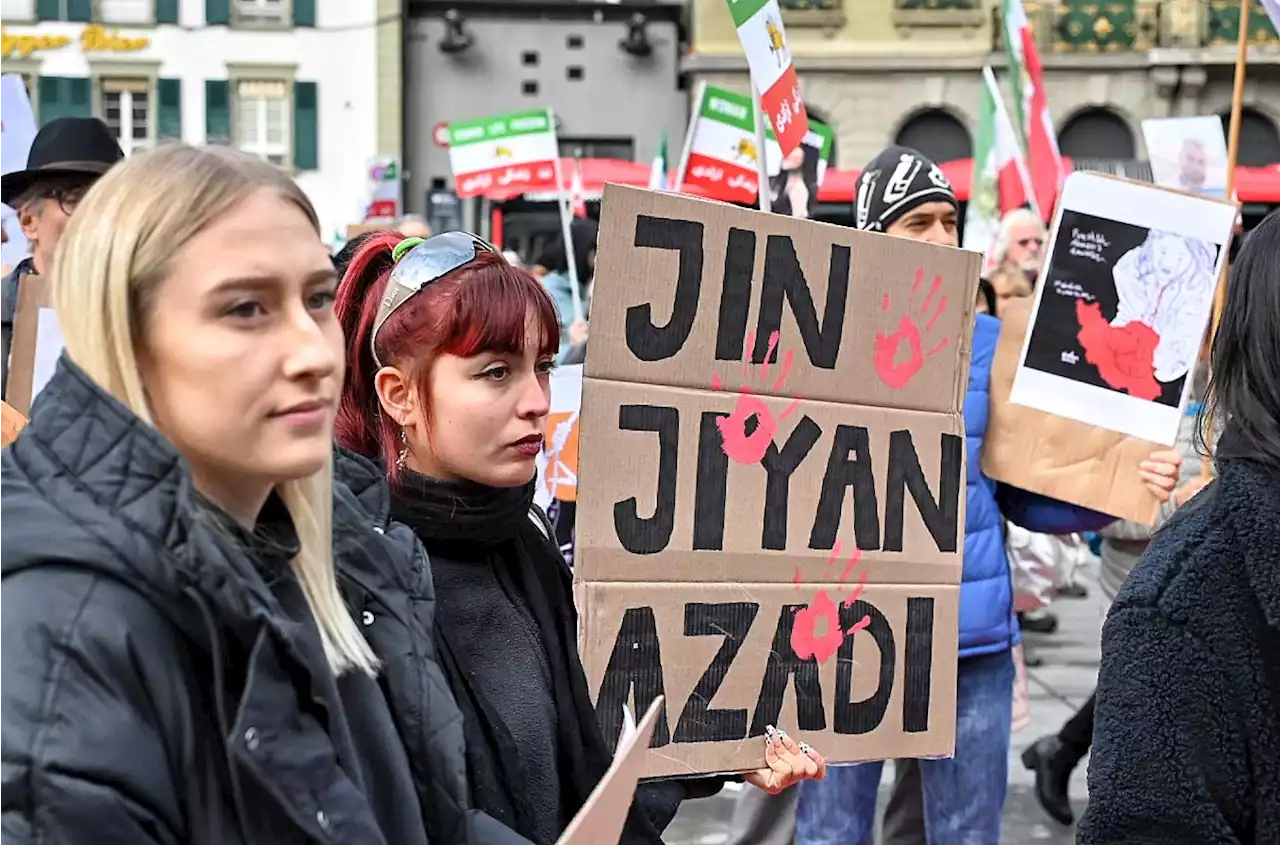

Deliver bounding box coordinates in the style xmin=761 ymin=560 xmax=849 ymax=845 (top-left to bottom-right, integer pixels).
xmin=710 ymin=330 xmax=800 ymax=465
xmin=873 ymin=269 xmax=951 ymax=389
xmin=790 ymin=540 xmax=872 ymax=664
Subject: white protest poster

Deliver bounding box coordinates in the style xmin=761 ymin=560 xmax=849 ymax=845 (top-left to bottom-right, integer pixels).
xmin=554 ymin=696 xmax=665 ymax=845
xmin=2 ymin=74 xmax=38 ymax=268
xmin=536 ymin=364 xmax=584 ymax=511
xmin=1141 ymin=116 xmax=1229 ymax=198
xmin=1009 ymin=172 xmax=1236 ymax=445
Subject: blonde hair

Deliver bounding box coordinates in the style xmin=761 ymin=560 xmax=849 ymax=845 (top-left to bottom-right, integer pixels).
xmin=991 ymin=207 xmax=1046 ymax=267
xmin=51 ymin=144 xmax=378 ymax=677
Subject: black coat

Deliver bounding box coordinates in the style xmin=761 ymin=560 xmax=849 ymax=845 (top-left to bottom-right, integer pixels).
xmin=1 ymin=359 xmax=457 ymax=844
xmin=1079 ymin=455 xmax=1280 ymax=844
xmin=331 ymin=449 xmax=532 ymax=845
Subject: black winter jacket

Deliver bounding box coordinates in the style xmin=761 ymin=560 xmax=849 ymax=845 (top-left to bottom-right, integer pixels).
xmin=1 ymin=360 xmax=442 ymax=844
xmin=1079 ymin=455 xmax=1280 ymax=844
xmin=330 ymin=449 xmax=531 ymax=845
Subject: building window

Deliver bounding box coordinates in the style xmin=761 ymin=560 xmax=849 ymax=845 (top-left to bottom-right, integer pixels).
xmin=1059 ymin=108 xmax=1135 ymax=159
xmin=894 ymin=109 xmax=972 ymax=163
xmin=98 ymin=0 xmax=153 ymax=24
xmin=2 ymin=0 xmax=35 ymax=20
xmin=235 ymin=0 xmax=288 ymax=26
xmin=100 ymin=77 xmax=152 ymax=156
xmin=236 ymin=79 xmax=290 ymax=166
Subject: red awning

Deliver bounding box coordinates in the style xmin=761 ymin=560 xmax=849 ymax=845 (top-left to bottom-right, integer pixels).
xmin=486 ymin=157 xmax=1280 ymax=205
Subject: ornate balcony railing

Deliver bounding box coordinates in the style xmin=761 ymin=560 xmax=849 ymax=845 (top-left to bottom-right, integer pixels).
xmin=991 ymin=0 xmax=1280 ymax=53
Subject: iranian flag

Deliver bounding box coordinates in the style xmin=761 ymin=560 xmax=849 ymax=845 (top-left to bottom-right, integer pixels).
xmin=725 ymin=0 xmax=809 ymax=156
xmin=648 ymin=131 xmax=669 ymax=190
xmin=1003 ymin=0 xmax=1064 ymax=221
xmin=963 ymin=66 xmax=1036 ymax=267
xmin=446 ymin=108 xmax=559 ymax=199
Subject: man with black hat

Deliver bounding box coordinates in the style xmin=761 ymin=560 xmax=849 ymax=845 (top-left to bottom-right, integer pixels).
xmin=793 ymin=146 xmax=1126 ymax=844
xmin=1 ymin=117 xmax=123 ymax=393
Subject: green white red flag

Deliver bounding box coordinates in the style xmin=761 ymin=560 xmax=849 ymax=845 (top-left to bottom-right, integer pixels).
xmin=1002 ymin=0 xmax=1064 ymax=220
xmin=725 ymin=0 xmax=809 ymax=157
xmin=446 ymin=108 xmax=559 ymax=199
xmin=648 ymin=131 xmax=669 ymax=191
xmin=963 ymin=66 xmax=1036 ymax=267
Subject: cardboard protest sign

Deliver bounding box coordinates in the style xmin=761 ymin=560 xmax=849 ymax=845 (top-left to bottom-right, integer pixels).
xmin=556 ymin=696 xmax=665 ymax=845
xmin=575 ymin=184 xmax=979 ymax=777
xmin=983 ymin=298 xmax=1162 ymax=525
xmin=447 ymin=109 xmax=560 ymax=199
xmin=4 ymin=273 xmax=63 ymax=416
xmin=724 ymin=0 xmax=809 ymax=156
xmin=680 ymin=85 xmax=834 ymax=212
xmin=2 ymin=399 xmax=26 ymax=446
xmin=1007 ymin=172 xmax=1235 ymax=446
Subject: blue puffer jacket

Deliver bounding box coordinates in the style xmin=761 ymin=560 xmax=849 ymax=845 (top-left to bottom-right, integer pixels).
xmin=960 ymin=313 xmax=1115 ymax=659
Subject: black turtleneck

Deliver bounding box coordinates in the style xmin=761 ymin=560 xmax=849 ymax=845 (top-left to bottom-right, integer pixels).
xmin=390 ymin=472 xmax=566 ymax=845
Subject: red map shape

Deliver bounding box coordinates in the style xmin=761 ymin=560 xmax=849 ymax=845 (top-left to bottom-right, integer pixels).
xmin=1074 ymin=300 xmax=1161 ymax=401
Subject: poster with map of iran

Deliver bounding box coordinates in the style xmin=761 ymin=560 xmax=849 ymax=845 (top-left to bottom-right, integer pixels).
xmin=1010 ymin=172 xmax=1236 ymax=447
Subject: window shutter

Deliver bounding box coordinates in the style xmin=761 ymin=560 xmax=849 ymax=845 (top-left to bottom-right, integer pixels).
xmin=293 ymin=81 xmax=318 ymax=170
xmin=35 ymin=0 xmax=60 ymax=20
xmin=293 ymin=0 xmax=316 ymax=27
xmin=37 ymin=77 xmax=93 ymax=124
xmin=67 ymin=0 xmax=92 ymax=21
xmin=157 ymin=79 xmax=182 ymax=139
xmin=205 ymin=0 xmax=230 ymax=25
xmin=155 ymin=0 xmax=180 ymax=24
xmin=205 ymin=80 xmax=231 ymax=144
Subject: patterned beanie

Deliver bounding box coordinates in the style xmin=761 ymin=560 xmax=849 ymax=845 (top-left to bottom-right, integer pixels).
xmin=853 ymin=145 xmax=957 ymax=233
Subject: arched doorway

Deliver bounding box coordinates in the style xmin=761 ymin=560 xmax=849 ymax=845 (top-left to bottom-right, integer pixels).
xmin=894 ymin=109 xmax=972 ymax=163
xmin=1219 ymin=107 xmax=1280 ymax=167
xmin=1058 ymin=107 xmax=1136 ymax=159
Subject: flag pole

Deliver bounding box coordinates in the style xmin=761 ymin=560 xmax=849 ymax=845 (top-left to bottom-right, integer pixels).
xmin=752 ymin=84 xmax=771 ymax=213
xmin=548 ymin=108 xmax=584 ymax=324
xmin=1201 ymin=0 xmax=1251 ymax=480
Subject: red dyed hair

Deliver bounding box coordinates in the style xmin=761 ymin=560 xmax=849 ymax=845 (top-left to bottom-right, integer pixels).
xmin=334 ymin=231 xmax=561 ymax=481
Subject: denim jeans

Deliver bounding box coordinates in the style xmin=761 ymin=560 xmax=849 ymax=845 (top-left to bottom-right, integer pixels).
xmin=795 ymin=649 xmax=1015 ymax=845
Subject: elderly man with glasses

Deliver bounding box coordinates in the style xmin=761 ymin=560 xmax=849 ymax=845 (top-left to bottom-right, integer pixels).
xmin=0 ymin=117 xmax=123 ymax=393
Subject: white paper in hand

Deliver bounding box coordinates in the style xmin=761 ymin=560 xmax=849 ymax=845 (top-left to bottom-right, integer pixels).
xmin=555 ymin=696 xmax=664 ymax=845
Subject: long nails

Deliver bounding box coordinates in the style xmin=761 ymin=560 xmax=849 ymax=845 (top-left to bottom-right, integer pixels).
xmin=799 ymin=741 xmax=814 ymax=757
xmin=764 ymin=724 xmax=778 ymax=745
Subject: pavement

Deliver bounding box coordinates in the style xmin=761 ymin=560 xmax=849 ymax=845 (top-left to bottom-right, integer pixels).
xmin=664 ymin=563 xmax=1108 ymax=844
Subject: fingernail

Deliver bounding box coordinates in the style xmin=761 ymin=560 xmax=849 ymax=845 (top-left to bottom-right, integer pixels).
xmin=799 ymin=742 xmax=812 ymax=755
xmin=776 ymin=728 xmax=790 ymax=740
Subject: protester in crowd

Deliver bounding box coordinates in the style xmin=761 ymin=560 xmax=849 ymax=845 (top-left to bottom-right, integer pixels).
xmin=0 ymin=117 xmax=122 ymax=394
xmin=333 ymin=230 xmax=827 ymax=845
xmin=396 ymin=213 xmax=432 ymax=239
xmin=1079 ymin=211 xmax=1280 ymax=845
xmin=989 ymin=206 xmax=1047 ymax=284
xmin=1023 ymin=361 xmax=1212 ymax=826
xmin=534 ymin=218 xmax=596 ymax=360
xmin=0 ymin=145 xmax=476 ymax=844
xmin=794 ymin=145 xmax=1181 ymax=845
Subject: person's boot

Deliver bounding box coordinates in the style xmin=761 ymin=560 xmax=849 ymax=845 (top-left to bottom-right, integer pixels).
xmin=1021 ymin=735 xmax=1080 ymax=825
xmin=1018 ymin=609 xmax=1059 ymax=634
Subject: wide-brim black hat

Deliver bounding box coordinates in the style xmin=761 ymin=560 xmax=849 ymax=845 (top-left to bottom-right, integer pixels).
xmin=1 ymin=117 xmax=124 ymax=207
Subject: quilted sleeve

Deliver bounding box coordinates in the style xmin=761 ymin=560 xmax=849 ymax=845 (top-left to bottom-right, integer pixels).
xmin=2 ymin=567 xmax=184 ymax=845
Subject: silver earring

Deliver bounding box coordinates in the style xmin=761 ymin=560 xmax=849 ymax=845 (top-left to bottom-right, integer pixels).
xmin=396 ymin=428 xmax=408 ymax=470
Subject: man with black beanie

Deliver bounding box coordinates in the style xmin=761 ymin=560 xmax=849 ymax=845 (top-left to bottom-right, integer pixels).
xmin=793 ymin=146 xmax=1128 ymax=845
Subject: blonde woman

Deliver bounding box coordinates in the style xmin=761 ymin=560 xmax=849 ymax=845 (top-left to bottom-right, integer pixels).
xmin=0 ymin=146 xmax=451 ymax=843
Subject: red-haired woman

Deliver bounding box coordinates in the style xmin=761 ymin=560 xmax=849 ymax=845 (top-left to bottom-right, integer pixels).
xmin=334 ymin=231 xmax=827 ymax=844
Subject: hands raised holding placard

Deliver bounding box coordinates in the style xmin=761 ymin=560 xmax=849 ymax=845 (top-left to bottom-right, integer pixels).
xmin=742 ymin=725 xmax=828 ymax=795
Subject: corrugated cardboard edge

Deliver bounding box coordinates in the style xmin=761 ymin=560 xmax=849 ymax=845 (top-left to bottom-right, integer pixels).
xmin=4 ymin=271 xmax=49 ymax=416
xmin=981 ymin=298 xmax=1161 ymax=525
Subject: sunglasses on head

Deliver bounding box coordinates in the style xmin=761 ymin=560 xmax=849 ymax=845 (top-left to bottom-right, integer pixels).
xmin=370 ymin=231 xmax=502 ymax=368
